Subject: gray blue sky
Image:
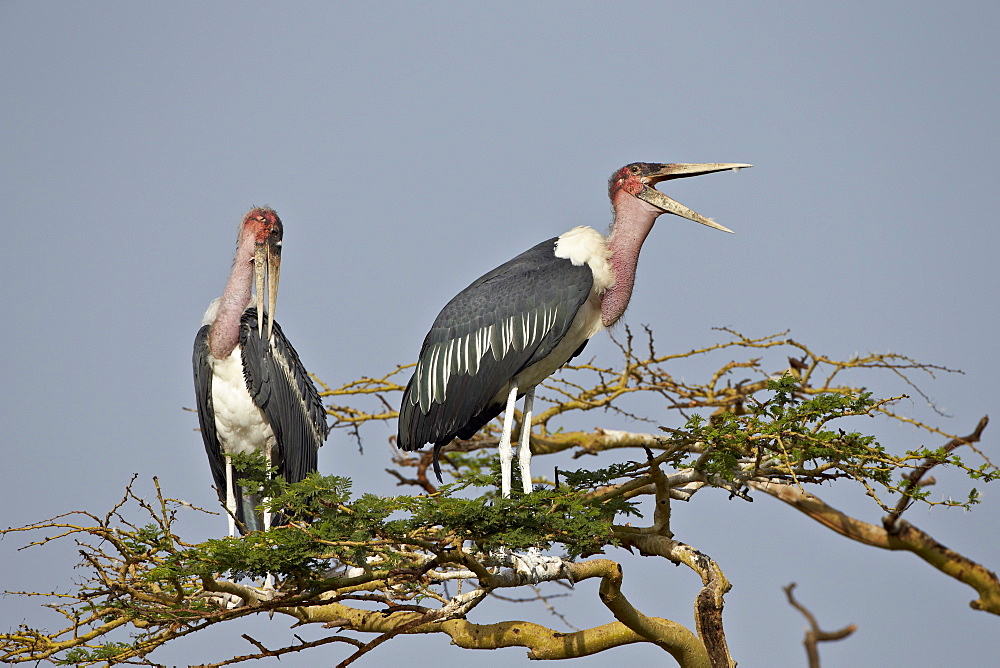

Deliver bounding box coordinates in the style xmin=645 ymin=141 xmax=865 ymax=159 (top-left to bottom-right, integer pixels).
xmin=3 ymin=2 xmax=998 ymax=666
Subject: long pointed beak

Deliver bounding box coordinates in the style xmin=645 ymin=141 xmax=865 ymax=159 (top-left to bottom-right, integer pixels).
xmin=253 ymin=237 xmax=282 ymax=342
xmin=635 ymin=162 xmax=751 ymax=233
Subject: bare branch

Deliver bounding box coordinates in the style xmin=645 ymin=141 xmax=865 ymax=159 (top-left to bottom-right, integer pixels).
xmin=783 ymin=583 xmax=856 ymax=668
xmin=754 ymin=481 xmax=1000 ymax=614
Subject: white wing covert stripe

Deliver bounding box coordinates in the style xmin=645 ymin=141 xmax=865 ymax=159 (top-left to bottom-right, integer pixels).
xmin=398 ymin=233 xmax=601 ymax=453
xmin=417 ymin=303 xmax=570 ymax=410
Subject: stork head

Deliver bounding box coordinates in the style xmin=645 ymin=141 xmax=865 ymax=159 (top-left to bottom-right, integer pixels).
xmin=242 ymin=207 xmax=283 ymax=341
xmin=609 ymin=162 xmax=751 ymax=233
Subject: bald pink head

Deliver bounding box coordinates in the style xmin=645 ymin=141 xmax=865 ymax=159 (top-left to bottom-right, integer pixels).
xmin=241 ymin=207 xmax=283 ymax=247
xmin=608 ymin=164 xmax=648 ymax=199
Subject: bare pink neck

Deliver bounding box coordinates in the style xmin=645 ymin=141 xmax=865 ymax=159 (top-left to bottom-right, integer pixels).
xmin=601 ymin=193 xmax=662 ymax=327
xmin=208 ymin=232 xmax=255 ymax=359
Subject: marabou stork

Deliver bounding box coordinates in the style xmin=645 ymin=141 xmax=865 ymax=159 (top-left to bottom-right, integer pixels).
xmin=193 ymin=207 xmax=328 ymax=535
xmin=398 ymin=162 xmax=749 ymax=497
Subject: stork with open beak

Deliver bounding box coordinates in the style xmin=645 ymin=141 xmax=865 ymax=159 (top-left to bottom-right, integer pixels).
xmin=398 ymin=162 xmax=749 ymax=497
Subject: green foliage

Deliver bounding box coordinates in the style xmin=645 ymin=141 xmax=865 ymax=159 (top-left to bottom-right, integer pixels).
xmin=118 ymin=523 xmax=172 ymax=555
xmin=664 ymin=375 xmax=992 ymax=512
xmin=669 ymin=375 xmax=886 ymax=482
xmin=162 ymin=466 xmax=641 ymax=584
xmin=559 ymin=461 xmax=653 ymax=489
xmin=441 ymin=449 xmax=504 ymax=487
xmin=228 ymin=450 xmax=283 ymax=499
xmin=390 ymin=488 xmax=627 ymax=558
xmin=58 ymin=643 xmax=135 ymax=665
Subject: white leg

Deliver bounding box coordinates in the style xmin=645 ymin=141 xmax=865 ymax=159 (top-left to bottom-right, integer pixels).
xmin=498 ymin=385 xmax=519 ymax=498
xmin=263 ymin=447 xmax=273 ymax=532
xmin=226 ymin=459 xmax=237 ymax=538
xmin=263 ymin=448 xmax=275 ymax=590
xmin=518 ymin=387 xmax=535 ymax=494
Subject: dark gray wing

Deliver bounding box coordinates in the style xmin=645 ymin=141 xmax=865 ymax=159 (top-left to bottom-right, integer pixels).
xmin=195 ymin=325 xmax=258 ymax=530
xmin=240 ymin=309 xmax=328 ymax=484
xmin=193 ymin=325 xmax=229 ymax=504
xmin=398 ymin=236 xmax=593 ymax=452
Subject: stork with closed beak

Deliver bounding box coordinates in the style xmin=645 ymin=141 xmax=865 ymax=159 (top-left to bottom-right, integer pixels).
xmin=193 ymin=207 xmax=328 ymax=535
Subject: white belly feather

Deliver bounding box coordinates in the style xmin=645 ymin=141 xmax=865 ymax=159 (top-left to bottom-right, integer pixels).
xmin=209 ymin=346 xmax=276 ymax=458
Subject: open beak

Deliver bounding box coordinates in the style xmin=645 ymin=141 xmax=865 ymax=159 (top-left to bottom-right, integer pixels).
xmin=635 ymin=162 xmax=751 ymax=233
xmin=253 ymin=232 xmax=282 ymax=342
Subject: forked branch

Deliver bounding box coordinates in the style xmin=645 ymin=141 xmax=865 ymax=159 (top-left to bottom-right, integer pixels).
xmin=783 ymin=583 xmax=856 ymax=668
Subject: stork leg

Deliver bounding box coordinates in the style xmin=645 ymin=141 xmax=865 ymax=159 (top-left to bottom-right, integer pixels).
xmin=263 ymin=448 xmax=276 ymax=590
xmin=491 ymin=389 xmax=570 ymax=585
xmin=517 ymin=387 xmax=535 ymax=495
xmin=225 ymin=459 xmax=237 ymax=538
xmin=263 ymin=448 xmax=273 ymax=532
xmin=497 ymin=385 xmax=520 ymax=498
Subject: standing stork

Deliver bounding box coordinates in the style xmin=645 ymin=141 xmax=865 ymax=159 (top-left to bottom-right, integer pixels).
xmin=398 ymin=162 xmax=749 ymax=497
xmin=193 ymin=207 xmax=328 ymax=535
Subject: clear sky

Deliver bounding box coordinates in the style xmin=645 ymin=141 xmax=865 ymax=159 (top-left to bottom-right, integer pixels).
xmin=2 ymin=2 xmax=998 ymax=666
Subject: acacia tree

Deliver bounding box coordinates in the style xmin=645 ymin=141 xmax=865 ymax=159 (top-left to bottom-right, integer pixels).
xmin=2 ymin=328 xmax=996 ymax=667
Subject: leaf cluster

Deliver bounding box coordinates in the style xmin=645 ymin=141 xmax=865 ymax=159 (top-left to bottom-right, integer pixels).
xmin=660 ymin=375 xmax=992 ymax=513
xmin=671 ymin=375 xmax=886 ymax=481
xmin=164 ymin=461 xmax=644 ymax=588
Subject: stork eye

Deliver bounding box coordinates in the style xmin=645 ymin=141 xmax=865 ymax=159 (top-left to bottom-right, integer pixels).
xmin=629 ymin=165 xmax=641 ymax=174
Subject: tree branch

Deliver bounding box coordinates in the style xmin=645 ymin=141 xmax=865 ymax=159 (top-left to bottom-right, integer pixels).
xmin=884 ymin=415 xmax=989 ymax=528
xmin=783 ymin=582 xmax=856 ymax=667
xmin=613 ymin=534 xmax=733 ymax=667
xmin=287 ymin=558 xmax=710 ymax=665
xmin=752 ymin=481 xmax=1000 ymax=614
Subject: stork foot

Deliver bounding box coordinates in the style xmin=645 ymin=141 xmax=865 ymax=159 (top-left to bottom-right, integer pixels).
xmin=199 ymin=580 xmax=277 ymax=610
xmin=203 ymin=591 xmax=245 ymax=609
xmin=344 ymin=554 xmax=385 ymax=579
xmin=491 ymin=547 xmax=572 ymax=585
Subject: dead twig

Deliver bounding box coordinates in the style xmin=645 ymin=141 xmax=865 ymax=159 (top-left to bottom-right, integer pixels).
xmin=783 ymin=583 xmax=856 ymax=668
